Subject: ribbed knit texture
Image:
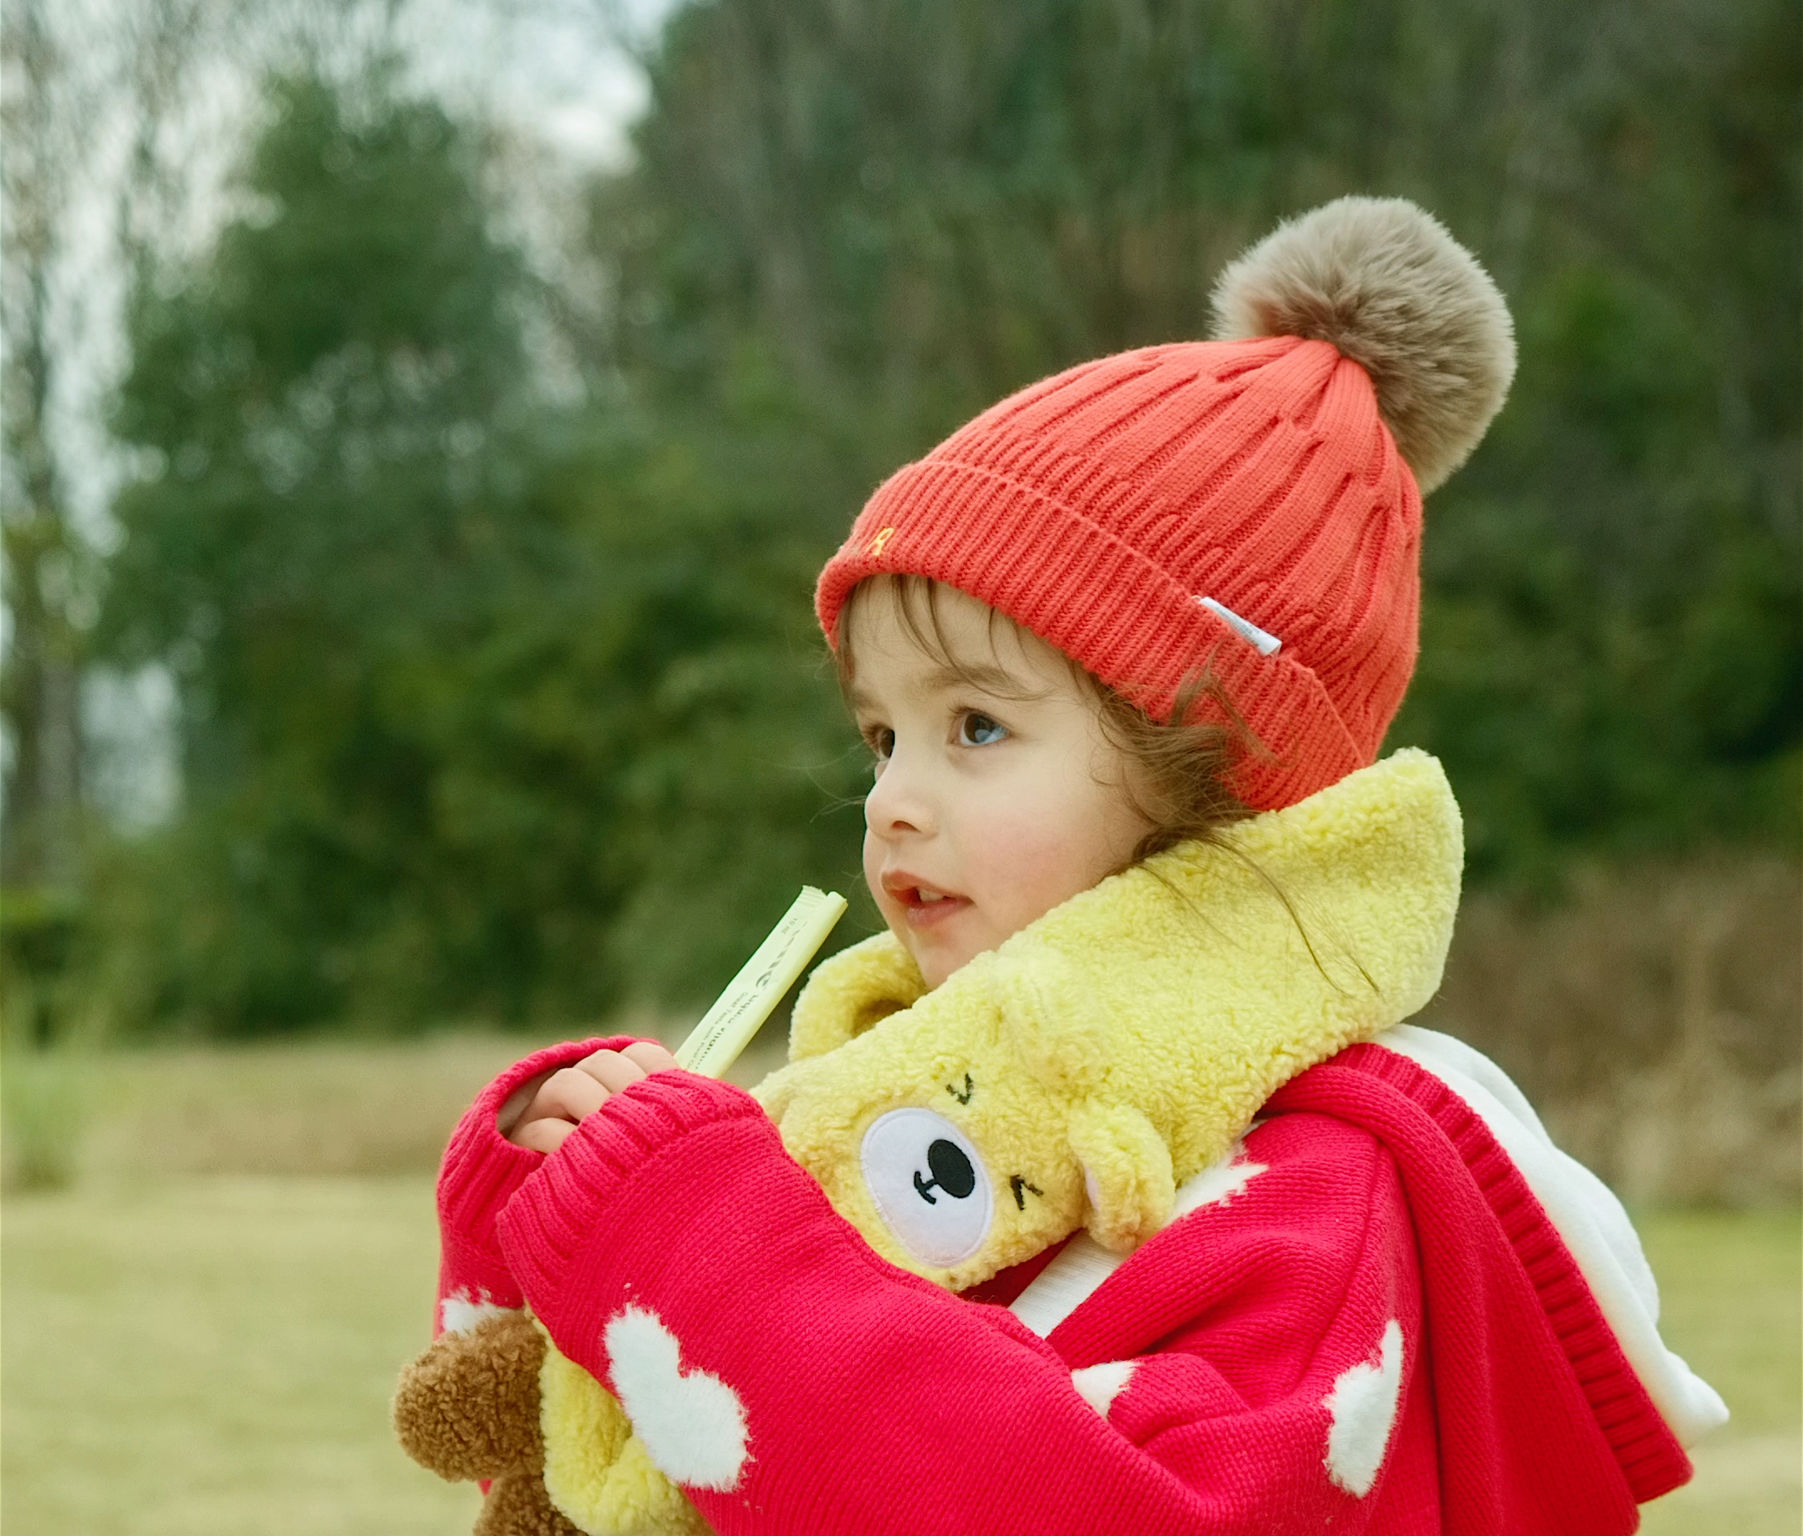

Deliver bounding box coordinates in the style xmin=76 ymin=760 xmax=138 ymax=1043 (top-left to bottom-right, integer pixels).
xmin=434 ymin=1034 xmax=637 ymax=1326
xmin=815 ymin=335 xmax=1420 ymax=811
xmin=495 ymin=1072 xmax=767 ymax=1323
xmin=1270 ymin=1047 xmax=1693 ymax=1511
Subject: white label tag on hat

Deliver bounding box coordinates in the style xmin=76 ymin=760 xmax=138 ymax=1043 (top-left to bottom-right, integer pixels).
xmin=1198 ymin=596 xmax=1282 ymax=656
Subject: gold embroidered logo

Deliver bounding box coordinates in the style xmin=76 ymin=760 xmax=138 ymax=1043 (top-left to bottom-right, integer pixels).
xmin=867 ymin=526 xmax=897 ymax=557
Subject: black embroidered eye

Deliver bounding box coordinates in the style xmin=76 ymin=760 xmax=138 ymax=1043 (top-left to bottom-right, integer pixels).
xmin=917 ymin=1139 xmax=977 ymax=1202
xmin=945 ymin=1073 xmax=973 ymax=1104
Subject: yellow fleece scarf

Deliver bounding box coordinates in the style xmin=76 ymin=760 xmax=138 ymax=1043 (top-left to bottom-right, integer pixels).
xmin=541 ymin=748 xmax=1462 ymax=1533
xmin=755 ymin=746 xmax=1463 ymax=1288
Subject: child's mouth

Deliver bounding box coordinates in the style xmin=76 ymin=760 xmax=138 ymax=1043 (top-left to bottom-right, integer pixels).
xmin=884 ymin=877 xmax=972 ymax=930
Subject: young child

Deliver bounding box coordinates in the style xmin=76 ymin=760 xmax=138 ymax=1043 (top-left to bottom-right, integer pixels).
xmin=425 ymin=198 xmax=1726 ymax=1533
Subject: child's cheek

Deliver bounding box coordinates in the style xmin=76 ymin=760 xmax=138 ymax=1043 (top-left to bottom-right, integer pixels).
xmin=860 ymin=830 xmax=887 ymax=913
xmin=976 ymin=807 xmax=1097 ymax=934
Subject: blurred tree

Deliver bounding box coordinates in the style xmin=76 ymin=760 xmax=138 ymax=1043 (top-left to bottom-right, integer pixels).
xmin=1392 ymin=0 xmax=1803 ymax=875
xmin=100 ymin=65 xmax=609 ymax=1029
xmin=0 ymin=0 xmax=88 ymax=900
xmin=98 ymin=61 xmax=867 ymax=1030
xmin=2 ymin=0 xmax=222 ymax=1041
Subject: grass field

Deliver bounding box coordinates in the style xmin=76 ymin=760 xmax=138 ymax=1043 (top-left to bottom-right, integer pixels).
xmin=2 ymin=1036 xmax=1798 ymax=1533
xmin=5 ymin=1179 xmax=1796 ymax=1534
xmin=1635 ymin=1210 xmax=1802 ymax=1536
xmin=4 ymin=1175 xmax=471 ymax=1535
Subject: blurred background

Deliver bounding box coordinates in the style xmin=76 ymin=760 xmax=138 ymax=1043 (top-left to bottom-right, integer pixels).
xmin=2 ymin=0 xmax=1797 ymax=1532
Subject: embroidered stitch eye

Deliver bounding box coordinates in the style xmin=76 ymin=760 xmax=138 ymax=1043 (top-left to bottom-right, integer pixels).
xmin=859 ymin=1108 xmax=995 ymax=1268
xmin=1009 ymin=1174 xmax=1043 ymax=1210
xmin=957 ymin=712 xmax=1007 ymax=747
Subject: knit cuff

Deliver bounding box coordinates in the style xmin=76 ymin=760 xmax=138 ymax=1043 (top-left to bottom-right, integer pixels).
xmin=496 ymin=1072 xmax=770 ymax=1325
xmin=434 ymin=1034 xmax=649 ymax=1323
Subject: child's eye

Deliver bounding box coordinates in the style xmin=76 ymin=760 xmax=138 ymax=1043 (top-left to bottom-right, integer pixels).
xmin=957 ymin=712 xmax=1008 ymax=747
xmin=863 ymin=725 xmax=895 ymax=761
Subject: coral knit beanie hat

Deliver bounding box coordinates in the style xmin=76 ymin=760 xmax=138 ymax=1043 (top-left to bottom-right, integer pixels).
xmin=816 ymin=197 xmax=1516 ymax=811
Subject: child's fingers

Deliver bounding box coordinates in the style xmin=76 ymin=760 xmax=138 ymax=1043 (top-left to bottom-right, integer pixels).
xmin=512 ymin=1116 xmax=575 ymax=1155
xmin=495 ymin=1071 xmax=554 ymax=1136
xmin=574 ymin=1047 xmax=654 ymax=1095
xmin=620 ymin=1040 xmax=680 ymax=1075
xmin=516 ymin=1065 xmax=610 ymax=1130
xmin=503 ymin=1046 xmax=682 ymax=1147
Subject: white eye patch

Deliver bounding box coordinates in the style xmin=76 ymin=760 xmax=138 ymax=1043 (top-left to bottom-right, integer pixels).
xmin=860 ymin=1107 xmax=995 ymax=1268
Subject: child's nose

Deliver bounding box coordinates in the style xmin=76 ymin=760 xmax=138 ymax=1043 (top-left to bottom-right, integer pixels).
xmin=865 ymin=750 xmax=935 ymax=837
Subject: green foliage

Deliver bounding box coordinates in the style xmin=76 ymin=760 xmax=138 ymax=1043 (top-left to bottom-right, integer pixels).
xmin=0 ymin=1038 xmax=90 ymax=1191
xmin=1399 ymin=248 xmax=1803 ymax=878
xmin=100 ymin=67 xmax=627 ymax=1029
xmin=2 ymin=889 xmax=101 ymax=1188
xmin=91 ymin=3 xmax=1799 ymax=1034
xmin=97 ymin=63 xmax=870 ymax=1030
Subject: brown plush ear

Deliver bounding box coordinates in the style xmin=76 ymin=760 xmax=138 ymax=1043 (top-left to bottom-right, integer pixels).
xmin=394 ymin=1311 xmax=548 ymax=1482
xmin=473 ymin=1470 xmax=587 ymax=1536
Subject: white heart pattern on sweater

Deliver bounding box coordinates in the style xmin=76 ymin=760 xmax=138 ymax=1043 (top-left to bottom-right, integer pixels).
xmin=1323 ymin=1318 xmax=1404 ymax=1497
xmin=605 ymin=1304 xmax=750 ymax=1491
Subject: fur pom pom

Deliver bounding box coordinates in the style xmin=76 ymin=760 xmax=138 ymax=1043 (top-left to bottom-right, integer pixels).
xmin=1210 ymin=197 xmax=1515 ymax=494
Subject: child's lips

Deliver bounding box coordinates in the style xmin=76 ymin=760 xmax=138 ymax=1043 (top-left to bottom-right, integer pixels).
xmin=882 ymin=874 xmax=972 ymax=931
xmin=901 ymin=893 xmax=971 ymax=931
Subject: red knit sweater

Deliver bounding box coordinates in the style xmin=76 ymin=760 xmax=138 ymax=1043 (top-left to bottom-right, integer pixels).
xmin=432 ymin=1038 xmax=1694 ymax=1534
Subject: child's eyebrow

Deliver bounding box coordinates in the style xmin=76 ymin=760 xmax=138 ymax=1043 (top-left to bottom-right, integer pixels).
xmin=847 ymin=664 xmax=1044 ymax=716
xmin=922 ymin=661 xmax=1041 ymax=699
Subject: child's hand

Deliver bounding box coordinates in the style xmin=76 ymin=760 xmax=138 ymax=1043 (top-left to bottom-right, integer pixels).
xmin=497 ymin=1041 xmax=681 ymax=1154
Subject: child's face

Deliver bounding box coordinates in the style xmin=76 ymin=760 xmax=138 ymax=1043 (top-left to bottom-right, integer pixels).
xmin=845 ymin=582 xmax=1152 ymax=990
